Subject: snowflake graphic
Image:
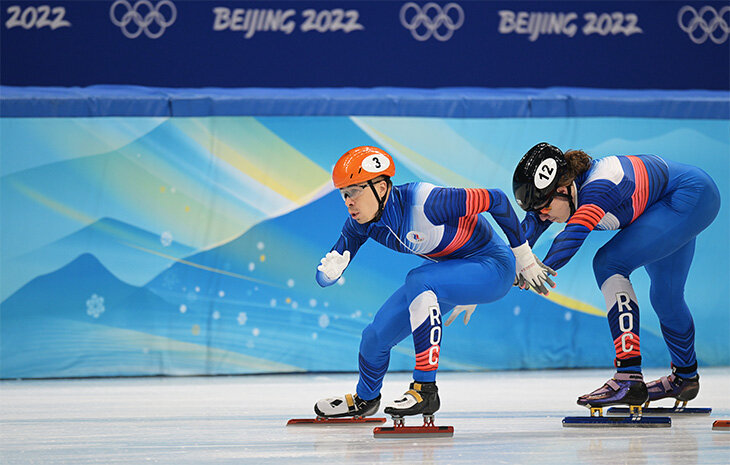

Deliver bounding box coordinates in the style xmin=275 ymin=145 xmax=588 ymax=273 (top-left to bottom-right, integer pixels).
xmin=86 ymin=294 xmax=105 ymax=318
xmin=160 ymin=231 xmax=173 ymax=247
xmin=237 ymin=312 xmax=248 ymax=325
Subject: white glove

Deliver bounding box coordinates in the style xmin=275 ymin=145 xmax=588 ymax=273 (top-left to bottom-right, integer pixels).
xmin=512 ymin=242 xmax=555 ymax=295
xmin=513 ymin=254 xmax=557 ymax=292
xmin=445 ymin=304 xmax=477 ymax=326
xmin=317 ymin=250 xmax=351 ymax=281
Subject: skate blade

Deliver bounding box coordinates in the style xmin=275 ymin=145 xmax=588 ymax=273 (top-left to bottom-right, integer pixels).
xmin=562 ymin=416 xmax=671 ymax=427
xmin=373 ymin=425 xmax=454 ymax=438
xmin=287 ymin=417 xmax=386 ymax=425
xmin=607 ymin=406 xmax=711 ymax=416
xmin=712 ymin=420 xmax=730 ymax=431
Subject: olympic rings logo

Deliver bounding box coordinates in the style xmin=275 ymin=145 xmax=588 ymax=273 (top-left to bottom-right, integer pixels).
xmin=400 ymin=2 xmax=464 ymax=42
xmin=677 ymin=5 xmax=729 ymax=44
xmin=110 ymin=0 xmax=177 ymax=39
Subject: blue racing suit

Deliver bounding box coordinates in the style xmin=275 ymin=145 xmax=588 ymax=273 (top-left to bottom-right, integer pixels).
xmin=522 ymin=155 xmax=720 ymax=375
xmin=317 ymin=182 xmax=526 ymax=399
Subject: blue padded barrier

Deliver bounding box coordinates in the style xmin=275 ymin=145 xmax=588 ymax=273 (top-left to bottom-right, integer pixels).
xmin=2 ymin=86 xmax=728 ymax=119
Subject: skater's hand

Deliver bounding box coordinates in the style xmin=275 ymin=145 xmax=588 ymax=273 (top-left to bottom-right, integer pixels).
xmin=514 ymin=255 xmax=556 ymax=292
xmin=534 ymin=254 xmax=557 ymax=289
xmin=445 ymin=304 xmax=477 ymax=326
xmin=317 ymin=250 xmax=350 ymax=281
xmin=511 ymin=242 xmax=555 ymax=296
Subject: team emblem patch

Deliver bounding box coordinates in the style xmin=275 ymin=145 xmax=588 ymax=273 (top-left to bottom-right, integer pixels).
xmin=406 ymin=231 xmax=425 ymax=243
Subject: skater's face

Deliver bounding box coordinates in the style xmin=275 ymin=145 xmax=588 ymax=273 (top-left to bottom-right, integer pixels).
xmin=538 ymin=186 xmax=572 ymax=223
xmin=340 ymin=179 xmax=389 ymax=224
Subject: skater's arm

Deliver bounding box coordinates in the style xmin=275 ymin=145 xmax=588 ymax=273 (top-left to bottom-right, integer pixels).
xmin=542 ymin=180 xmax=633 ymax=271
xmin=521 ymin=211 xmax=552 ymax=248
xmin=315 ymin=220 xmax=367 ymax=287
xmin=423 ymin=187 xmax=526 ymax=247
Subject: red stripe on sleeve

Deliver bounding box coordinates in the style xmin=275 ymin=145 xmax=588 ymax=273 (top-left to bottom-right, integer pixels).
xmin=567 ymin=204 xmax=605 ymax=230
xmin=464 ymin=189 xmax=491 ymax=216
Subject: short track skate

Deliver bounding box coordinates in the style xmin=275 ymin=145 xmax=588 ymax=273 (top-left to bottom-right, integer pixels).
xmin=563 ymin=404 xmax=671 ymax=427
xmin=606 ymin=400 xmax=711 ymax=416
xmin=563 ymin=373 xmax=670 ymax=428
xmin=372 ymin=381 xmax=453 ymax=437
xmin=373 ymin=414 xmax=454 ymax=438
xmin=712 ymin=420 xmax=730 ymax=431
xmin=288 ymin=393 xmax=385 ymax=425
xmin=287 ymin=416 xmax=386 ymax=426
xmin=607 ymin=372 xmax=710 ymax=416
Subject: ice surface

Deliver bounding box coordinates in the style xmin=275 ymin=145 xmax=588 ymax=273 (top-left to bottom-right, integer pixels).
xmin=1 ymin=368 xmax=728 ymax=464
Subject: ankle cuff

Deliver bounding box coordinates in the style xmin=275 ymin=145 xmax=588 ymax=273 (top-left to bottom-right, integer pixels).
xmin=672 ymin=362 xmax=698 ymax=376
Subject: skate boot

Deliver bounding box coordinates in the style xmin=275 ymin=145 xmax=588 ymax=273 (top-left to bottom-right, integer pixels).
xmin=313 ymin=393 xmax=381 ymax=419
xmin=602 ymin=367 xmax=709 ymax=417
xmin=384 ymin=382 xmax=440 ymax=418
xmin=374 ymin=382 xmax=453 ymax=437
xmin=577 ymin=372 xmax=648 ymax=415
xmin=562 ymin=372 xmax=670 ymax=426
xmin=646 ymin=373 xmax=699 ymax=405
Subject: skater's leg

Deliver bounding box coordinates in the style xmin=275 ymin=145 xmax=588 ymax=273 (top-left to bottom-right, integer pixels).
xmin=315 ymin=285 xmax=413 ymax=418
xmin=593 ymin=178 xmax=719 ymax=374
xmin=356 ymin=285 xmax=412 ymax=400
xmin=403 ymin=249 xmax=514 ymax=383
xmin=586 ymin=168 xmax=719 ymax=407
xmin=644 ymin=240 xmax=703 ymax=402
xmin=645 ymin=239 xmax=697 ymax=375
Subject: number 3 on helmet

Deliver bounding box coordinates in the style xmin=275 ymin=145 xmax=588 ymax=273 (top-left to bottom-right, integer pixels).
xmin=332 ymin=146 xmax=396 ymax=189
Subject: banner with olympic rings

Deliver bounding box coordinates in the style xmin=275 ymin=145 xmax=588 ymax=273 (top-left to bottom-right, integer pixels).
xmin=1 ymin=1 xmax=728 ymax=89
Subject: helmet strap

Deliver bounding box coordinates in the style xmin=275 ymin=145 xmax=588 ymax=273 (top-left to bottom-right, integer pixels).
xmin=366 ymin=178 xmax=391 ymax=223
xmin=552 ymin=182 xmax=577 ymax=216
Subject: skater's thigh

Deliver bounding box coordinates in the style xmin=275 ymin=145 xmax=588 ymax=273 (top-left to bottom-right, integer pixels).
xmin=367 ymin=284 xmax=414 ymax=348
xmin=405 ymin=253 xmax=514 ymax=306
xmin=594 ymin=200 xmax=707 ymax=285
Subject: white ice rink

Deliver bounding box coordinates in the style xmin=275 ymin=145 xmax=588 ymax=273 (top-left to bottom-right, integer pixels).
xmin=1 ymin=368 xmax=729 ymax=464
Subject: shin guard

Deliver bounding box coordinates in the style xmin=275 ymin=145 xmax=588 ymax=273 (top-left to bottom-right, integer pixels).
xmin=601 ymin=274 xmax=642 ymax=370
xmin=409 ymin=290 xmax=442 ymax=379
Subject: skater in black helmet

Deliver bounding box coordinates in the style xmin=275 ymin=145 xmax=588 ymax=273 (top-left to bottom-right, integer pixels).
xmin=512 ymin=143 xmax=720 ymax=412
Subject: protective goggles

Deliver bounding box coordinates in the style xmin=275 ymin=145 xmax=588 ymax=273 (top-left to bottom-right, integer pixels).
xmin=339 ymin=184 xmax=369 ymax=201
xmin=531 ymin=199 xmax=553 ymax=214
xmin=530 ymin=191 xmax=571 ymax=213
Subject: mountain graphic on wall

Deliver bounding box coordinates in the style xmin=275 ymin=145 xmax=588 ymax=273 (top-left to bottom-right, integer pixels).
xmin=0 ymin=191 xmax=673 ymax=378
xmin=0 ymin=253 xmax=301 ymax=378
xmin=2 ymin=217 xmax=196 ymax=301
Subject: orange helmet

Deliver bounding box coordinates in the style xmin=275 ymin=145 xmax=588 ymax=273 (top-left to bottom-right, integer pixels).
xmin=332 ymin=146 xmax=395 ymax=189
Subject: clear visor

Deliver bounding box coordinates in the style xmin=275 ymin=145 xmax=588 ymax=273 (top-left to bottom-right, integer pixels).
xmin=339 ymin=184 xmax=368 ymax=201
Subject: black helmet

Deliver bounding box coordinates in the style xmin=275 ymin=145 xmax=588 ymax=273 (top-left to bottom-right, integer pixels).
xmin=512 ymin=142 xmax=567 ymax=212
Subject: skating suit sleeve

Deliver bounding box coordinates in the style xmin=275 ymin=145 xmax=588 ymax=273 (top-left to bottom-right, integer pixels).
xmin=542 ymin=160 xmax=636 ymax=271
xmin=423 ymin=187 xmax=526 ymax=247
xmin=315 ymin=218 xmax=368 ymax=287
xmin=521 ymin=211 xmax=552 ymax=248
